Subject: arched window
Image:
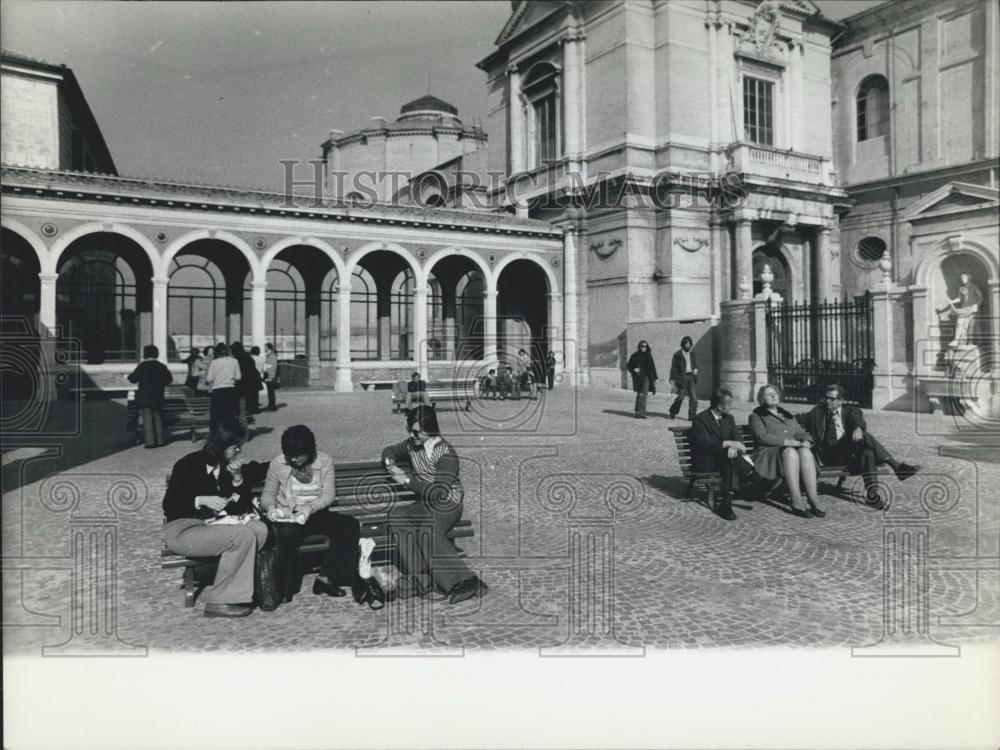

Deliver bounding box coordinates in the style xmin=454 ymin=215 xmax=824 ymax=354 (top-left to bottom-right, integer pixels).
xmin=523 ymin=63 xmax=560 ymax=168
xmin=390 ymin=269 xmax=415 ymax=360
xmin=265 ymin=261 xmax=306 ymax=357
xmin=58 ymin=250 xmax=138 ymax=362
xmin=347 ymin=269 xmax=378 ymax=360
xmin=857 ymin=75 xmax=889 ymax=141
xmin=168 ymin=257 xmax=229 ymax=360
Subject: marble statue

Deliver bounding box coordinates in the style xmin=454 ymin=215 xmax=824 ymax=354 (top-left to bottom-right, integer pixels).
xmin=946 ymin=272 xmax=984 ymax=347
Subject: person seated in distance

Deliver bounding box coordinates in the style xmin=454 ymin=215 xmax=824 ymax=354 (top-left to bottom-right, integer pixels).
xmin=161 ymin=419 xmax=270 ymax=618
xmin=797 ymin=383 xmax=920 ymax=509
xmin=404 ymin=371 xmax=427 ymax=409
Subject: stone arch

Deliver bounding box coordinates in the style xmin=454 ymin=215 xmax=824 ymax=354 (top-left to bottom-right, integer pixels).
xmin=160 ymin=229 xmax=260 ymax=280
xmin=48 ymin=222 xmax=159 ymax=278
xmin=345 ymin=240 xmax=421 ymax=281
xmin=490 ymin=252 xmax=559 ymax=295
xmin=261 ymin=236 xmax=346 ymax=280
xmin=419 ymin=246 xmax=492 ymax=289
xmin=913 ymin=237 xmax=999 ymax=290
xmin=0 ymin=217 xmax=48 ymax=272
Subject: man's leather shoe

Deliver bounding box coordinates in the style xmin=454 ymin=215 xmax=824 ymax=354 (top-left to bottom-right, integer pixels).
xmin=204 ymin=603 xmax=252 ymax=618
xmin=894 ymin=463 xmax=921 ymax=481
xmin=449 ymin=577 xmax=488 ymax=605
xmin=716 ymin=507 xmax=737 ymax=521
xmin=313 ymin=578 xmax=347 ymax=597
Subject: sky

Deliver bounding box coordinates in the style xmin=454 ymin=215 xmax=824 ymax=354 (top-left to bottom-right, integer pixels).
xmin=2 ymin=0 xmax=888 ymax=191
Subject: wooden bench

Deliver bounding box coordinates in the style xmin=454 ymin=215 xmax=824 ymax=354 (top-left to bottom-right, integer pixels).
xmin=668 ymin=425 xmax=854 ymax=509
xmin=126 ymin=386 xmax=211 ymax=444
xmin=359 ymin=379 xmax=398 ymax=392
xmin=476 ymin=374 xmax=539 ymax=400
xmin=391 ymin=379 xmax=478 ymax=413
xmin=161 ymin=460 xmax=476 ymax=607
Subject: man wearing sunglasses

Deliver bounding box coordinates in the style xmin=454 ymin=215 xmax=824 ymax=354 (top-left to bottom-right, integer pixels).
xmin=798 ymin=384 xmax=920 ymax=508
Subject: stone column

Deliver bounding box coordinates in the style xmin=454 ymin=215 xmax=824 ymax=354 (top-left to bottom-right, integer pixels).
xmin=562 ymin=30 xmax=584 ymax=172
xmin=815 ymin=226 xmax=832 ymax=302
xmin=483 ymin=288 xmax=498 ymax=364
xmin=871 ymin=286 xmax=897 ymax=409
xmin=734 ymin=219 xmax=753 ymax=300
xmin=414 ymin=286 xmax=429 ymax=380
xmin=548 ymin=291 xmax=563 ymax=376
xmin=251 ymin=280 xmax=267 ymax=351
xmin=563 ymin=226 xmax=580 ymax=384
xmin=335 ymin=280 xmax=353 ymax=392
xmin=152 ymin=276 xmax=169 ymax=359
xmin=38 ymin=272 xmax=59 ymax=401
xmin=508 ymin=65 xmax=524 ymax=175
xmin=38 ymin=272 xmax=58 ymax=337
xmin=718 ymin=298 xmax=767 ymax=402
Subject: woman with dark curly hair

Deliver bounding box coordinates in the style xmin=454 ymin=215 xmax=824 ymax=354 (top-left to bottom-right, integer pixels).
xmin=382 ymin=406 xmax=487 ymax=604
xmin=162 ymin=419 xmax=269 ymax=617
xmin=748 ymin=384 xmax=823 ymax=518
xmin=261 ymin=424 xmax=361 ymax=603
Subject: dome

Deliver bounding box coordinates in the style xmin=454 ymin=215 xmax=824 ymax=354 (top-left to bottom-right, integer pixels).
xmin=399 ymin=95 xmax=459 ymax=117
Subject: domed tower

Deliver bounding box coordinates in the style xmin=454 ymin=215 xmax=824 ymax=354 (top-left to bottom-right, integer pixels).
xmin=322 ymin=94 xmax=487 ymax=203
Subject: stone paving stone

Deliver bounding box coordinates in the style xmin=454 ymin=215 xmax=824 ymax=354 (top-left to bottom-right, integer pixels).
xmin=2 ymin=386 xmax=998 ymax=655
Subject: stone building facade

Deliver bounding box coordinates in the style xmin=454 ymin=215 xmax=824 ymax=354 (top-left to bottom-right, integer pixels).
xmin=321 ymin=95 xmax=488 ymax=203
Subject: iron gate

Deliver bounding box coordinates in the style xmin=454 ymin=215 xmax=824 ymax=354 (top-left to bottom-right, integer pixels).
xmin=765 ymin=292 xmax=875 ymax=407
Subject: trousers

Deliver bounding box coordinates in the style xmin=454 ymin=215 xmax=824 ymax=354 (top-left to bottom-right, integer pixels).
xmin=669 ymin=374 xmax=698 ymax=420
xmin=819 ymin=431 xmax=894 ymax=488
xmin=634 ymin=375 xmax=650 ymax=417
xmin=164 ymin=517 xmax=269 ymax=604
xmin=390 ymin=499 xmax=471 ymax=595
xmin=272 ymin=511 xmax=361 ymax=594
xmin=209 ymin=388 xmax=239 ymax=434
xmin=141 ymin=406 xmax=165 ymax=447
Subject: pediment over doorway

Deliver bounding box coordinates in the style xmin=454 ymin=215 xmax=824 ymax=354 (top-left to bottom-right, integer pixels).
xmin=902 ymin=182 xmax=1000 ymax=222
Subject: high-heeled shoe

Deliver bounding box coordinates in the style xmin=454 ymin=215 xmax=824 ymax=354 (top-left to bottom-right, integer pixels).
xmin=807 ymin=503 xmax=826 ymax=518
xmin=788 ymin=506 xmax=813 ymax=518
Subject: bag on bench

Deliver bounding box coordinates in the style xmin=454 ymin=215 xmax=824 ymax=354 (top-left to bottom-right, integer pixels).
xmin=253 ymin=524 xmax=282 ymax=612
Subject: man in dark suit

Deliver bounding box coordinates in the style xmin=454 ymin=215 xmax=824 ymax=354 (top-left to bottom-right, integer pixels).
xmin=798 ymin=383 xmax=920 ymax=508
xmin=689 ymin=388 xmax=769 ymax=520
xmin=668 ymin=336 xmax=698 ymax=420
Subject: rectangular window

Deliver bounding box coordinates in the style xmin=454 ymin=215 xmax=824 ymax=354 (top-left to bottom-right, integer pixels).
xmin=743 ymin=77 xmax=774 ymax=146
xmin=533 ymin=95 xmax=557 ymax=167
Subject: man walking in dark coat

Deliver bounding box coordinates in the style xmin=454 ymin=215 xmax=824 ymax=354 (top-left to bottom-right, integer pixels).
xmin=798 ymin=383 xmax=921 ymax=508
xmin=127 ymin=345 xmax=173 ymax=448
xmin=689 ymin=388 xmax=769 ymax=520
xmin=668 ymin=336 xmax=699 ymax=420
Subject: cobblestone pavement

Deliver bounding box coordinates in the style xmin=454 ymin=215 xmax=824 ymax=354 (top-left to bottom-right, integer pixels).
xmin=3 ymin=386 xmax=998 ymax=656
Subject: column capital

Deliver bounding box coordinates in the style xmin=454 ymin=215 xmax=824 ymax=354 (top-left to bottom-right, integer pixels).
xmin=483 ymin=289 xmax=499 ymax=299
xmin=506 ymin=62 xmax=520 ymax=76
xmin=816 ymin=225 xmax=834 ymax=236
xmin=547 ymin=291 xmax=564 ymax=299
xmin=38 ymin=272 xmax=58 ymax=284
xmin=151 ymin=276 xmax=170 ymax=287
xmin=252 ymin=280 xmax=269 ymax=290
xmin=560 ymin=30 xmax=586 ymax=45
xmin=733 ymin=216 xmax=754 ymax=228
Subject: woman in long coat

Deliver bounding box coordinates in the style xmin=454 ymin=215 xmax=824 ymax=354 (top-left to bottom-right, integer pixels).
xmin=625 ymin=340 xmax=657 ymax=419
xmin=748 ymin=384 xmax=824 ymax=517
